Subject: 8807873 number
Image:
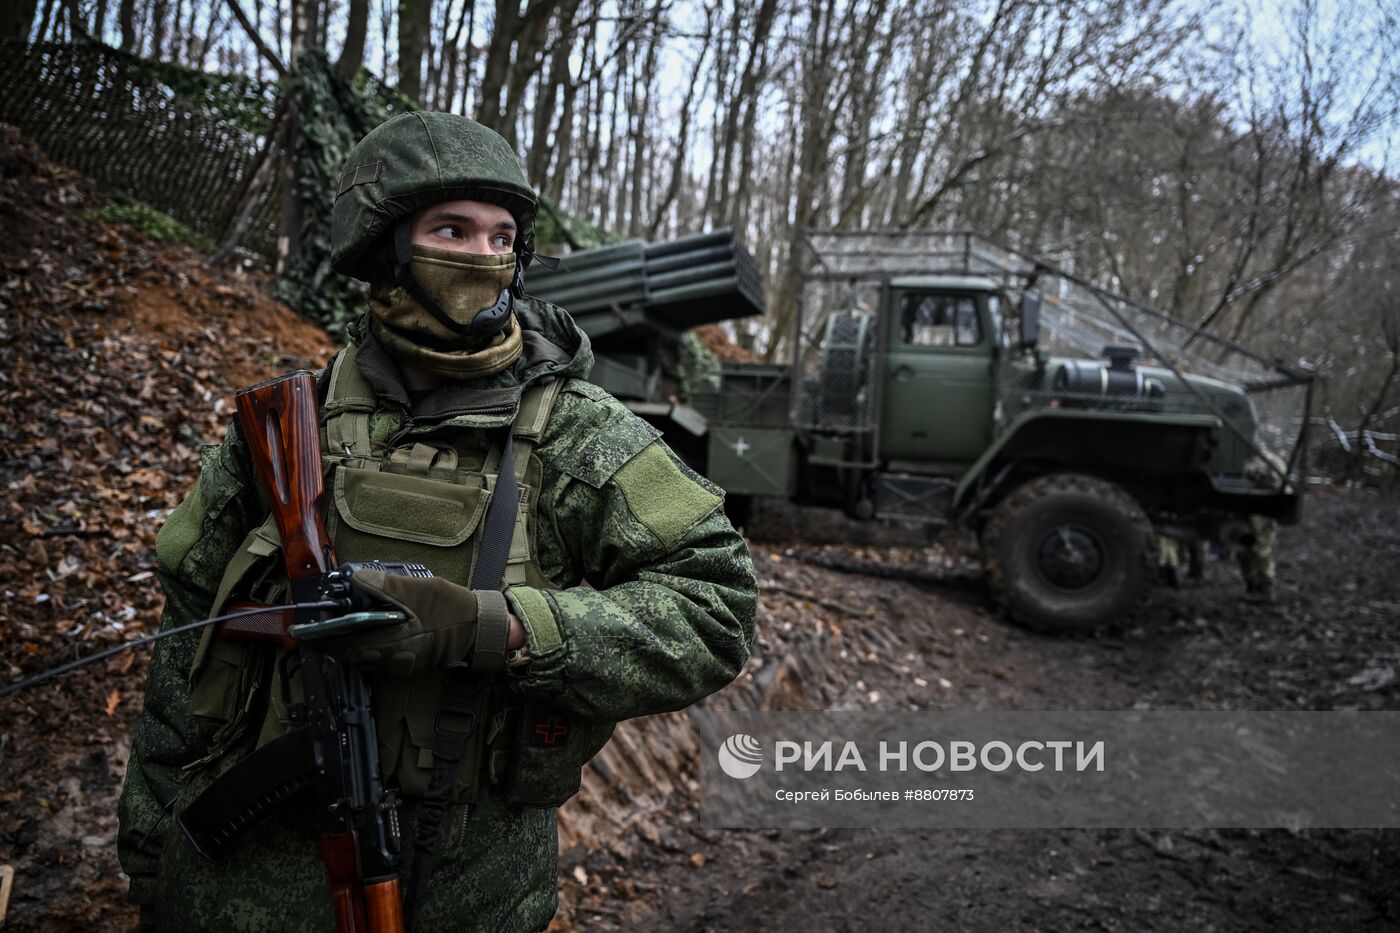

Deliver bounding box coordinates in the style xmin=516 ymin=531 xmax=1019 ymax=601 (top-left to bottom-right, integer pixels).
xmin=909 ymin=789 xmax=975 ymax=801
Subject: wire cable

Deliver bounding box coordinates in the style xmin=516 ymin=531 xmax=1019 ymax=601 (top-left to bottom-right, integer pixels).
xmin=0 ymin=600 xmax=346 ymax=700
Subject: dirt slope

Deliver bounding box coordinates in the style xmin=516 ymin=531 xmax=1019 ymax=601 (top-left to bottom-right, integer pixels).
xmin=0 ymin=125 xmax=333 ymax=930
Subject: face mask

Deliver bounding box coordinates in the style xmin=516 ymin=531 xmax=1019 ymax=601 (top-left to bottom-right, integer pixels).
xmin=369 ymin=246 xmax=524 ymax=378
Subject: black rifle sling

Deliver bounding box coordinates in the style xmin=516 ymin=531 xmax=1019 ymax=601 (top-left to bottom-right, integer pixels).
xmin=470 ymin=422 xmax=519 ymax=592
xmin=404 ymin=420 xmax=519 ymax=930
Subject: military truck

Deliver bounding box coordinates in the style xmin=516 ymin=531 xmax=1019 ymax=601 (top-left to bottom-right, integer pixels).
xmin=529 ymin=230 xmax=1313 ymax=632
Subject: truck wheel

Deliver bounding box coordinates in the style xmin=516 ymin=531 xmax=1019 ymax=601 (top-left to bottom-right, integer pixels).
xmin=982 ymin=474 xmax=1155 ymax=633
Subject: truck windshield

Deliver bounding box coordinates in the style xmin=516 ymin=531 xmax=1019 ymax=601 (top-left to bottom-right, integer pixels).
xmin=900 ymin=294 xmax=982 ymax=347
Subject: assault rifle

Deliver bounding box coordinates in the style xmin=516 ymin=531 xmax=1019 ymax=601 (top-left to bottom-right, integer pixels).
xmin=175 ymin=372 xmax=407 ymax=933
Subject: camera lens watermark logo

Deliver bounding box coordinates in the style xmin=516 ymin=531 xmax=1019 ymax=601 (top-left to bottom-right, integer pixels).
xmin=718 ymin=733 xmax=764 ymax=779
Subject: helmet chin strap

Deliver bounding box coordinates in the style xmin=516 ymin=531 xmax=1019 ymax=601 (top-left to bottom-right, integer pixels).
xmin=392 ymin=221 xmax=518 ymax=341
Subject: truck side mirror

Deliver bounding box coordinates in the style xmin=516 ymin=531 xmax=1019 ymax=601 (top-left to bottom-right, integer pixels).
xmin=1019 ymin=291 xmax=1041 ymax=348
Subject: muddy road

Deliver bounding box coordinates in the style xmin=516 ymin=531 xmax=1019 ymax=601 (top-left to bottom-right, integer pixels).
xmin=574 ymin=491 xmax=1400 ymax=932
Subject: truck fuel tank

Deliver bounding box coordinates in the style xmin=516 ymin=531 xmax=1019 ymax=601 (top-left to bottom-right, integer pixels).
xmin=1052 ymin=345 xmax=1165 ymax=410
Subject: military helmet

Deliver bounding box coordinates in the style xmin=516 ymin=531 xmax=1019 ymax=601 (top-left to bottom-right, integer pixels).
xmin=331 ymin=111 xmax=539 ymax=282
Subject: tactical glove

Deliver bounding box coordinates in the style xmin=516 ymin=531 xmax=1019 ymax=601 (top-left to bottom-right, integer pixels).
xmin=316 ymin=568 xmax=510 ymax=676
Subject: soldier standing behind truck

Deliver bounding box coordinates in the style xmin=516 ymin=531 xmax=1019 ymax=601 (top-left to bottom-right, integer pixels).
xmin=1238 ymin=453 xmax=1284 ymax=603
xmin=1238 ymin=514 xmax=1277 ymax=602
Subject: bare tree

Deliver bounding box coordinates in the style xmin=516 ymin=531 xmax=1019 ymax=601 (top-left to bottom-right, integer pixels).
xmin=227 ymin=0 xmax=289 ymax=75
xmin=397 ymin=0 xmax=432 ymax=103
xmin=712 ymin=0 xmax=777 ymax=227
xmin=337 ymin=0 xmax=369 ymax=73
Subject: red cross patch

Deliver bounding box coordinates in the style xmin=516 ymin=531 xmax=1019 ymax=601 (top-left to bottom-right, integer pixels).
xmin=532 ymin=715 xmax=569 ymax=746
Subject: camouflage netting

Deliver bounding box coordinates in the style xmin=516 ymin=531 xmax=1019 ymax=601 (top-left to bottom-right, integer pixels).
xmin=278 ymin=50 xmax=413 ymax=332
xmin=670 ymin=331 xmax=723 ymax=399
xmin=0 ymin=41 xmax=607 ymax=333
xmin=797 ymin=231 xmax=1315 ymax=484
xmin=0 ymin=42 xmax=280 ymax=253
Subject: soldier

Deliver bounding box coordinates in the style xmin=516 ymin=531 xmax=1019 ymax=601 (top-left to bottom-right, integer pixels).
xmin=1157 ymin=533 xmax=1185 ymax=589
xmin=1239 ymin=452 xmax=1284 ymax=603
xmin=1239 ymin=514 xmax=1276 ymax=603
xmin=116 ymin=112 xmax=758 ymax=931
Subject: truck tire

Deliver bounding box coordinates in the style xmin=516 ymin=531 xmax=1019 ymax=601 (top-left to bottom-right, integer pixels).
xmin=981 ymin=474 xmax=1155 ymax=633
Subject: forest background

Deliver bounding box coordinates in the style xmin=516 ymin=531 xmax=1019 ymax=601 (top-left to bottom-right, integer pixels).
xmin=5 ymin=0 xmax=1400 ymax=479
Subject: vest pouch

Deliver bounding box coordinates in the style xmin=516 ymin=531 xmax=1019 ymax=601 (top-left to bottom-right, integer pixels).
xmin=496 ymin=700 xmax=616 ymax=808
xmin=189 ymin=636 xmax=271 ymax=722
xmin=329 ymin=465 xmax=488 ymax=579
xmin=381 ymin=672 xmax=493 ymax=802
xmin=329 ymin=465 xmax=494 ymax=799
xmin=184 ymin=521 xmax=283 ymax=773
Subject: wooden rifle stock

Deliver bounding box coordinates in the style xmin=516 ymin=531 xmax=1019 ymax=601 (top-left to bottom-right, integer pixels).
xmin=320 ymin=832 xmax=369 ymax=933
xmin=230 ymin=372 xmax=405 ymax=933
xmin=220 ymin=371 xmax=329 ymax=647
xmin=235 ymin=372 xmax=335 ymax=588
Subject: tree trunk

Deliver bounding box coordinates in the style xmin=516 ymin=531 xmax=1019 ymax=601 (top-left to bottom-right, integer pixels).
xmin=606 ymin=45 xmax=626 ymax=232
xmin=396 ymin=0 xmax=433 ymax=104
xmin=626 ymin=29 xmax=657 ymax=237
xmin=117 ymin=0 xmax=135 ymax=47
xmin=527 ymin=0 xmax=579 ymax=182
xmin=476 ymin=0 xmax=520 ymax=131
xmin=450 ymin=0 xmax=476 ymax=110
xmin=497 ymin=0 xmax=563 ymax=144
xmin=150 ymin=0 xmax=168 ymax=58
xmin=61 ymin=0 xmax=93 ymax=39
xmin=701 ymin=8 xmax=734 ymax=225
xmin=767 ymin=0 xmax=838 ymax=363
xmin=337 ymin=0 xmax=370 ymax=73
xmin=172 ymin=0 xmax=187 ymax=62
xmin=543 ymin=71 xmax=578 ymax=202
xmin=716 ymin=0 xmax=776 ymax=226
xmin=577 ymin=35 xmax=602 ymax=218
xmin=378 ymin=0 xmax=392 ymax=87
xmin=278 ymin=0 xmax=317 ymax=278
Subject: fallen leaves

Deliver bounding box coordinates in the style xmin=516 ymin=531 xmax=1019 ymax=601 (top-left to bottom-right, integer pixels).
xmin=0 ymin=124 xmax=334 ymax=933
xmin=0 ymin=126 xmax=334 ymax=709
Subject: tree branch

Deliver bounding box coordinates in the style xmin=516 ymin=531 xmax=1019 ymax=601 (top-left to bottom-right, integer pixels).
xmin=225 ymin=0 xmax=287 ymax=77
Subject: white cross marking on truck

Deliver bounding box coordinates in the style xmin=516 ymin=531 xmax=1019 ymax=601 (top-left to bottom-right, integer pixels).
xmin=732 ymin=436 xmax=751 ymax=457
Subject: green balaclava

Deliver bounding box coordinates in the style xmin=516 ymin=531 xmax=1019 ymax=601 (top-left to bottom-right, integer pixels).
xmin=330 ymin=112 xmax=544 ymax=379
xmin=368 ymin=224 xmax=524 ymax=378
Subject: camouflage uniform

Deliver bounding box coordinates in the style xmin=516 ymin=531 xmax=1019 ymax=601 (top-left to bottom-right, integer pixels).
xmin=1157 ymin=534 xmax=1185 ymax=589
xmin=1239 ymin=453 xmax=1283 ymax=601
xmin=117 ymin=115 xmax=757 ymax=931
xmin=1238 ymin=513 xmax=1276 ymax=597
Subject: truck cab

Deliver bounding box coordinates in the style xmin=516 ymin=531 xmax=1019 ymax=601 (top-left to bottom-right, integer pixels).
xmin=879 ymin=276 xmax=999 ymax=466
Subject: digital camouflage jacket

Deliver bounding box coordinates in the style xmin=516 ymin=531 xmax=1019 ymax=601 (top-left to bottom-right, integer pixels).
xmin=116 ymin=297 xmax=758 ymax=932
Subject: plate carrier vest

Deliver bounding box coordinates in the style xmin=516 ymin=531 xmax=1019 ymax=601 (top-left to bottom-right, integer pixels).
xmin=185 ymin=342 xmax=612 ymax=811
